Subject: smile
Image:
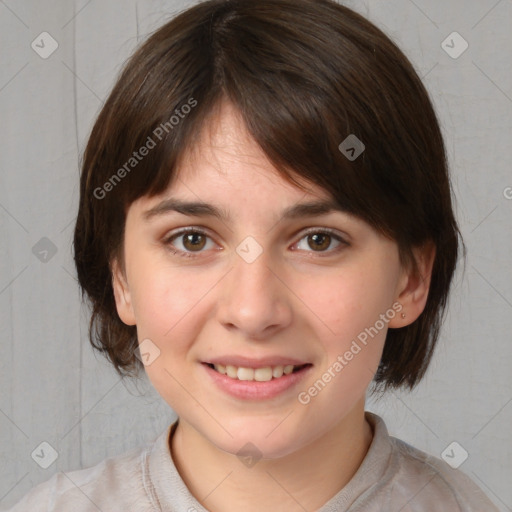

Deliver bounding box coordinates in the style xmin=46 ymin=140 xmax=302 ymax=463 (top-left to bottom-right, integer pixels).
xmin=205 ymin=363 xmax=310 ymax=381
xmin=202 ymin=362 xmax=313 ymax=400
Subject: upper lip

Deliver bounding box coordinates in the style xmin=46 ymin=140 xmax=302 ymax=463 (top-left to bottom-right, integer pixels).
xmin=203 ymin=356 xmax=311 ymax=369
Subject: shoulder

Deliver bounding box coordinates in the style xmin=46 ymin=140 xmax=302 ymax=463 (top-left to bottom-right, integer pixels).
xmin=386 ymin=435 xmax=499 ymax=512
xmin=355 ymin=412 xmax=499 ymax=512
xmin=1 ymin=437 xmax=160 ymax=512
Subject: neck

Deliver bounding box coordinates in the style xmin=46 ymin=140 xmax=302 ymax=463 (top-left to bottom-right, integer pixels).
xmin=170 ymin=399 xmax=373 ymax=512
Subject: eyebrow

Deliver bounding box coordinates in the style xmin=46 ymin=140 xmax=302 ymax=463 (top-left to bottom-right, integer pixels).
xmin=143 ymin=198 xmax=348 ymax=222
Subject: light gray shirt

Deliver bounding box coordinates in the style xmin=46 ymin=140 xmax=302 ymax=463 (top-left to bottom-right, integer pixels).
xmin=2 ymin=412 xmax=498 ymax=511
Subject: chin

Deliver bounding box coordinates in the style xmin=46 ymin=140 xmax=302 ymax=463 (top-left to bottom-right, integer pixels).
xmin=206 ymin=418 xmax=310 ymax=461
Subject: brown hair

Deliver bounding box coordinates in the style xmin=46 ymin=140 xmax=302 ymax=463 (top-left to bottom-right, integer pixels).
xmin=73 ymin=0 xmax=463 ymax=392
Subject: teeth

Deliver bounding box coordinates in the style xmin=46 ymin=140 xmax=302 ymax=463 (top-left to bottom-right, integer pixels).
xmin=226 ymin=365 xmax=237 ymax=378
xmin=212 ymin=363 xmax=300 ymax=381
xmin=237 ymin=367 xmax=254 ymax=380
xmin=283 ymin=364 xmax=294 ymax=375
xmin=272 ymin=365 xmax=284 ymax=378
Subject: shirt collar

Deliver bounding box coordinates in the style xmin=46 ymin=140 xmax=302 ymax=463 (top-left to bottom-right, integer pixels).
xmin=145 ymin=411 xmax=394 ymax=512
xmin=318 ymin=411 xmax=396 ymax=511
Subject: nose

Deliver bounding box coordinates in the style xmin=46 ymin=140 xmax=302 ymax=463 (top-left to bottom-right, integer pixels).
xmin=216 ymin=241 xmax=293 ymax=340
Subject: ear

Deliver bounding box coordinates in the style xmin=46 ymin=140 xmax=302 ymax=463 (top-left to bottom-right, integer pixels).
xmin=388 ymin=241 xmax=436 ymax=328
xmin=111 ymin=257 xmax=136 ymax=326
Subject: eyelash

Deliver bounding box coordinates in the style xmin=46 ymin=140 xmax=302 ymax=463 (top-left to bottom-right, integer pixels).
xmin=162 ymin=227 xmax=348 ymax=259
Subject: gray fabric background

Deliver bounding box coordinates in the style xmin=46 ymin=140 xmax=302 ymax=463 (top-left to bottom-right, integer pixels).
xmin=1 ymin=0 xmax=511 ymax=510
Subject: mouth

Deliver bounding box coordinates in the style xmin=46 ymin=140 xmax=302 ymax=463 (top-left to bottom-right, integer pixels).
xmin=202 ymin=362 xmax=312 ymax=381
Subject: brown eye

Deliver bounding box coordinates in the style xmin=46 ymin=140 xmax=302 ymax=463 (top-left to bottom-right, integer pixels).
xmin=164 ymin=228 xmax=215 ymax=258
xmin=294 ymin=229 xmax=347 ymax=255
xmin=307 ymin=233 xmax=332 ymax=251
xmin=182 ymin=232 xmax=207 ymax=251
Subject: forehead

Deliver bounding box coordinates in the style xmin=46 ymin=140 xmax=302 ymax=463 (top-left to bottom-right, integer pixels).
xmin=123 ymin=101 xmax=382 ymax=246
xmin=176 ymin=100 xmax=291 ymax=185
xmin=138 ymin=100 xmax=336 ymax=213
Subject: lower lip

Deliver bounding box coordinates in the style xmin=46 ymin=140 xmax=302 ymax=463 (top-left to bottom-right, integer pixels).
xmin=202 ymin=363 xmax=312 ymax=400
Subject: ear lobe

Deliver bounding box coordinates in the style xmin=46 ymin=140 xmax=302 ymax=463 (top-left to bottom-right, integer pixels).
xmin=111 ymin=258 xmax=136 ymax=326
xmin=388 ymin=242 xmax=436 ymax=328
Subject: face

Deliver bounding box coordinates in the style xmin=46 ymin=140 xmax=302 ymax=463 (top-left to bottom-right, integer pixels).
xmin=112 ymin=101 xmax=420 ymax=459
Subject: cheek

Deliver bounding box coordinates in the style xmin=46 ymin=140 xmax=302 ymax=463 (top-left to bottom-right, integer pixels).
xmin=291 ymin=254 xmax=400 ymax=404
xmin=294 ymin=259 xmax=399 ymax=346
xmin=127 ymin=257 xmax=218 ymax=354
xmin=292 ymin=265 xmax=396 ymax=427
xmin=126 ymin=260 xmax=215 ymax=405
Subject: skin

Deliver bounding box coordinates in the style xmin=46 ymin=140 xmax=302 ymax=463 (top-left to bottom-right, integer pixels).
xmin=112 ymin=100 xmax=435 ymax=512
